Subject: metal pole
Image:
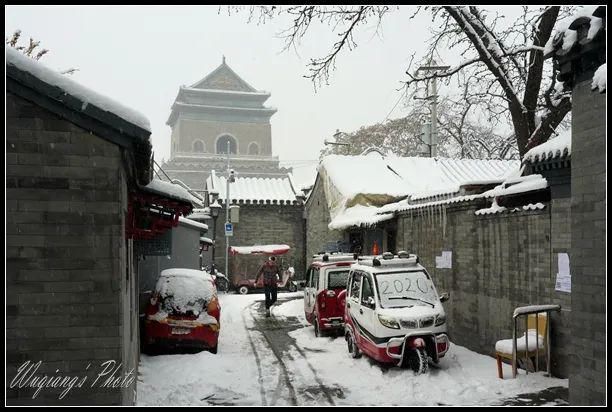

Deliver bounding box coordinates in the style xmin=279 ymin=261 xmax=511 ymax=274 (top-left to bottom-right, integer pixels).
xmin=225 ymin=140 xmax=230 ymax=280
xmin=431 ymin=76 xmax=438 ymax=157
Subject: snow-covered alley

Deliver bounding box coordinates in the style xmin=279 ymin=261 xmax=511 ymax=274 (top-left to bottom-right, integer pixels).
xmin=137 ymin=293 xmax=568 ymax=406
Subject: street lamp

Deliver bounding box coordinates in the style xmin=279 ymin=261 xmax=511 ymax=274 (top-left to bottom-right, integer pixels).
xmin=209 ymin=197 xmax=221 ymax=262
xmin=324 ymin=129 xmax=351 ymax=155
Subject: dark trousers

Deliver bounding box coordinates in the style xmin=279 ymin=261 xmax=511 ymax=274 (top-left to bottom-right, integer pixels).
xmin=264 ymin=285 xmax=278 ymax=309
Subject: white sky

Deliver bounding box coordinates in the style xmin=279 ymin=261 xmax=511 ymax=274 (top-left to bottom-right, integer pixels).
xmin=6 ymin=5 xmax=531 ymax=188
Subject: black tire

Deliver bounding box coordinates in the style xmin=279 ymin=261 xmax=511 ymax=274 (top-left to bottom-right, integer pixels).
xmin=209 ymin=345 xmax=218 ymax=354
xmin=314 ymin=316 xmax=320 ymax=337
xmin=403 ymin=347 xmax=429 ymax=374
xmin=238 ymin=286 xmax=249 ymax=295
xmin=217 ymin=278 xmax=229 ymax=293
xmin=346 ymin=330 xmax=361 ymax=358
xmin=288 ymin=283 xmax=297 ymax=292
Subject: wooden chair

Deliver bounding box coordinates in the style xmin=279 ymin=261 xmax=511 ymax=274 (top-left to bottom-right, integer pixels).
xmin=495 ymin=312 xmax=548 ymax=379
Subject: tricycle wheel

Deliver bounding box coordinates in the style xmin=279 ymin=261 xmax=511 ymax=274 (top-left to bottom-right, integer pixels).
xmin=238 ymin=286 xmax=249 ymax=295
xmin=402 ymin=347 xmax=429 ymax=374
xmin=346 ymin=329 xmax=361 ymax=359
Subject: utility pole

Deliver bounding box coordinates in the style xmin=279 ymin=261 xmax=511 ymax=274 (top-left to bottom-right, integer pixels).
xmin=417 ymin=60 xmax=449 ymax=157
xmin=324 ymin=129 xmax=350 ymax=155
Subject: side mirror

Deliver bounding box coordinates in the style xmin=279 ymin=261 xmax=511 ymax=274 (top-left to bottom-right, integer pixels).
xmin=365 ymin=296 xmax=376 ymax=309
xmin=439 ymin=292 xmax=450 ymax=302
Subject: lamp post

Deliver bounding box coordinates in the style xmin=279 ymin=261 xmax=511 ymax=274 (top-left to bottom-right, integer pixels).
xmin=209 ymin=197 xmax=221 ymax=270
xmin=324 ymin=129 xmax=350 ymax=155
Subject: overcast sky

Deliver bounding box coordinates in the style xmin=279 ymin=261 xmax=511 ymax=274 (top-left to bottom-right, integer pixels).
xmin=6 ymin=5 xmax=531 ymax=188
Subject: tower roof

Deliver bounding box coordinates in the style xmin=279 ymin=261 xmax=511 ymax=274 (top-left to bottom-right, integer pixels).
xmin=190 ymin=57 xmax=258 ymax=93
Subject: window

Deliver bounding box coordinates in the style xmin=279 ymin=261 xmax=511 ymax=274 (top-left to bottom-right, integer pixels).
xmin=308 ymin=268 xmax=319 ymax=288
xmin=327 ymin=269 xmax=350 ymax=289
xmin=217 ymin=135 xmax=237 ymax=154
xmin=248 ymin=142 xmax=260 ymax=155
xmin=193 ymin=140 xmax=205 ymax=153
xmin=361 ymin=275 xmax=374 ymax=306
xmin=349 ymin=272 xmax=362 ymax=300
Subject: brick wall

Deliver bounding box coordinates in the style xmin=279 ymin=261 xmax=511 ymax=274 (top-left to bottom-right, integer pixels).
xmin=568 ymin=79 xmax=606 ymax=405
xmin=304 ymin=177 xmax=345 ymax=264
xmin=211 ymin=203 xmax=306 ymax=280
xmin=6 ymin=93 xmax=137 ymax=405
xmin=397 ymin=198 xmax=572 ymax=377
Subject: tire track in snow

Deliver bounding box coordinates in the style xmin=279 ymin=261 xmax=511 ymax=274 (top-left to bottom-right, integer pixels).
xmin=248 ymin=303 xmax=298 ymax=406
xmin=249 ymin=300 xmax=336 ymax=406
xmin=241 ymin=304 xmax=268 ymax=406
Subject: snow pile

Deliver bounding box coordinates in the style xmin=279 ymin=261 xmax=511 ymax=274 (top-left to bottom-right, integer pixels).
xmin=545 ymin=6 xmax=603 ymax=56
xmin=592 ymin=63 xmax=606 ymax=93
xmin=179 ymin=216 xmax=209 ymax=231
xmin=144 ymin=179 xmax=198 ymax=205
xmin=6 ymin=47 xmax=151 ymax=132
xmin=522 ymin=203 xmax=546 ymax=211
xmin=514 ymin=304 xmax=561 ymax=317
xmin=229 ymin=244 xmax=290 ymax=255
xmin=329 ymin=204 xmax=394 ymax=230
xmin=482 ymin=174 xmax=548 ymax=198
xmin=156 ymin=269 xmax=215 ymax=315
xmin=495 ymin=330 xmax=545 ymax=353
xmin=523 ymin=129 xmax=571 ymax=163
xmin=475 ymin=199 xmax=507 ymax=216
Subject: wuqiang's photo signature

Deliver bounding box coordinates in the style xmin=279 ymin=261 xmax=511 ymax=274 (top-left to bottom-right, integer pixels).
xmin=9 ymin=360 xmax=136 ymax=400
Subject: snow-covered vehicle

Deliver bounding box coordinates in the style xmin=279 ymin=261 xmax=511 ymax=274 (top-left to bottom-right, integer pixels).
xmin=144 ymin=268 xmax=221 ymax=354
xmin=304 ymin=252 xmax=357 ymax=337
xmin=342 ymin=252 xmax=450 ymax=374
xmin=229 ymin=244 xmax=298 ymax=294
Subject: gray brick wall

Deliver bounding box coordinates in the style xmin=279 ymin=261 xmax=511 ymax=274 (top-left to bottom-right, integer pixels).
xmin=304 ymin=177 xmax=345 ymax=263
xmin=6 ymin=93 xmax=137 ymax=405
xmin=211 ymin=203 xmax=306 ymax=280
xmin=568 ymin=79 xmax=606 ymax=405
xmin=398 ymin=198 xmax=572 ymax=378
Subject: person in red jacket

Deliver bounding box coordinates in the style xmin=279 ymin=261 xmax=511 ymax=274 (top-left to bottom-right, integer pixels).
xmin=255 ymin=256 xmax=281 ymax=317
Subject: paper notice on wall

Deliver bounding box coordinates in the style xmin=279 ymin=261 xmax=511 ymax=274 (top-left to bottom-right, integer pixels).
xmin=555 ymin=253 xmax=571 ymax=293
xmin=435 ymin=251 xmax=452 ymax=269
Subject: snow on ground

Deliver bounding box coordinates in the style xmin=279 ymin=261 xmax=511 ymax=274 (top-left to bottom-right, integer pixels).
xmin=139 ymin=294 xmax=567 ymax=406
xmin=137 ymin=293 xmax=263 ymax=405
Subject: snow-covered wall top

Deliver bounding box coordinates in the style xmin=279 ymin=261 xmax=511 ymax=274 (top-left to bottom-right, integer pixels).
xmin=523 ymin=128 xmax=571 ymax=164
xmin=229 ymin=244 xmax=290 ymax=255
xmin=178 ymin=216 xmax=209 ymax=232
xmin=207 ymin=171 xmax=299 ymax=204
xmin=144 ymin=179 xmax=198 ymax=205
xmin=328 ymin=205 xmax=395 ymax=231
xmin=592 ymin=63 xmax=607 ymax=93
xmin=6 ymin=47 xmax=151 ymax=132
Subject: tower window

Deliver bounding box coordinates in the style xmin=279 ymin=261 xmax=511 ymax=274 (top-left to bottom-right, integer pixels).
xmin=217 ymin=135 xmax=237 ymax=154
xmin=193 ymin=140 xmax=205 ymax=153
xmin=248 ymin=142 xmax=260 ymax=155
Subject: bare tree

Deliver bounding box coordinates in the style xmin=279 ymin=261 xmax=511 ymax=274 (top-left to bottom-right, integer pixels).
xmin=6 ymin=29 xmax=78 ymax=75
xmin=231 ymin=6 xmax=576 ymax=157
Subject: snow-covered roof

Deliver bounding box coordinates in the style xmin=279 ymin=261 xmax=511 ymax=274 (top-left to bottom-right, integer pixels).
xmin=200 ymin=237 xmax=213 ymax=245
xmin=229 ymin=244 xmax=291 ymax=255
xmin=207 ymin=170 xmax=300 ymax=205
xmin=6 ymin=47 xmax=151 ymax=132
xmin=328 ymin=205 xmax=395 ymax=231
xmin=544 ymin=6 xmax=606 ymax=58
xmin=178 ymin=216 xmax=208 ymax=232
xmin=318 ymin=151 xmax=518 ymax=229
xmin=523 ymin=129 xmax=571 ymax=164
xmin=143 ymin=179 xmax=199 ymax=205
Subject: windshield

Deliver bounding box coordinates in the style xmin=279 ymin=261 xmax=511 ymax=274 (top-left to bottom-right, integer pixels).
xmin=374 ymin=270 xmax=438 ymax=309
xmin=327 ymin=269 xmax=350 ymax=289
xmin=156 ymin=275 xmax=214 ymax=315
